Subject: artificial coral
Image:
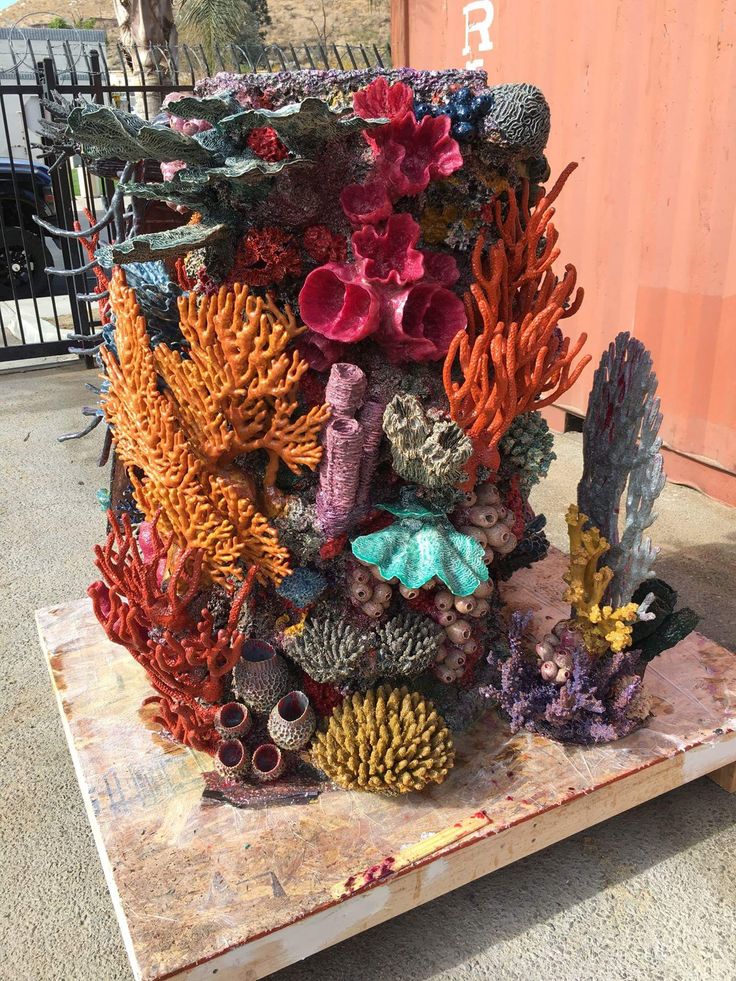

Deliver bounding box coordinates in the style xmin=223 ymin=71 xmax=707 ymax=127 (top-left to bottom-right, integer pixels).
xmin=311 ymin=686 xmax=455 ymax=793
xmin=443 ymin=165 xmax=590 ymax=482
xmin=563 ymin=504 xmax=639 ymax=655
xmin=89 ymin=512 xmax=255 ymax=751
xmin=51 ymin=65 xmax=696 ymax=794
xmin=102 ymin=271 xmax=293 ymax=584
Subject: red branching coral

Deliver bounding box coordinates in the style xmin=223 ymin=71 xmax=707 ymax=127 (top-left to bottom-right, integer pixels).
xmin=443 ymin=165 xmax=589 ymax=480
xmin=150 ymin=696 xmax=220 ymax=753
xmin=89 ymin=512 xmax=256 ymax=752
xmin=353 ymin=76 xmax=414 ymax=122
xmin=304 ymin=224 xmax=347 ymax=264
xmin=74 ymin=208 xmax=111 ymax=324
xmin=298 ymin=212 xmax=466 ymax=362
xmin=174 ymin=257 xmax=195 ymax=290
xmin=247 ymin=126 xmax=289 ymax=162
xmin=228 ymin=227 xmax=301 ymax=287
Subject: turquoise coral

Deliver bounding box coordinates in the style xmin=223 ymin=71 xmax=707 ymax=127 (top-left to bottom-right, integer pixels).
xmin=351 ymin=499 xmax=489 ymax=596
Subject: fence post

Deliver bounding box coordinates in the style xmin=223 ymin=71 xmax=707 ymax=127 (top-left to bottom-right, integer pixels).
xmin=39 ymin=55 xmax=94 ymax=364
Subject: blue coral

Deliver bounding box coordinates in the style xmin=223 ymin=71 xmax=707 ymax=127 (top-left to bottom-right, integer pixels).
xmin=414 ymin=86 xmax=494 ymax=141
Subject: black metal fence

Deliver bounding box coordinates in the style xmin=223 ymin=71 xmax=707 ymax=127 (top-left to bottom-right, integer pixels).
xmin=0 ymin=34 xmax=391 ymax=364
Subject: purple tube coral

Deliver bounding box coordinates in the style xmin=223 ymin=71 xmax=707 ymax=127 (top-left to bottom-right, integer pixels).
xmin=316 ymin=363 xmax=385 ymax=539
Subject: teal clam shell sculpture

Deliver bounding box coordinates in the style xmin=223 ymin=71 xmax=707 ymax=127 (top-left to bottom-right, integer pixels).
xmin=351 ymin=500 xmax=489 ymax=596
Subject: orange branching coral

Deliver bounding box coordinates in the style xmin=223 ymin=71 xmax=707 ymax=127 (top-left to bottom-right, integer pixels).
xmin=102 ymin=270 xmax=292 ymax=585
xmin=443 ymin=163 xmax=591 ymax=483
xmin=154 ymin=285 xmax=330 ymax=483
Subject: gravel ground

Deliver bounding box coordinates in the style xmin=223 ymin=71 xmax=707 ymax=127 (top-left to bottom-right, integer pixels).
xmin=1 ymin=363 xmax=734 ymax=981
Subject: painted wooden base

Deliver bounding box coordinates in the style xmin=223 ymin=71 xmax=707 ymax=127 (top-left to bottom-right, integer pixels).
xmin=37 ymin=551 xmax=736 ymax=981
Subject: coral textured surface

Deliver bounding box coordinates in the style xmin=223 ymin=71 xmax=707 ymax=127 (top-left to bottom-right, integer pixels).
xmin=41 ymin=65 xmax=692 ymax=796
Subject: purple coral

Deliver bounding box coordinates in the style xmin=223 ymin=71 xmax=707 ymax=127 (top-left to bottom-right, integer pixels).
xmin=484 ymin=615 xmax=652 ymax=744
xmin=316 ymin=363 xmax=385 ymax=538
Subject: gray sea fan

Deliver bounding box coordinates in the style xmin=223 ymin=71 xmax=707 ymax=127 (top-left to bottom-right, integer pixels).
xmin=383 ymin=394 xmax=472 ymax=490
xmin=376 ymin=612 xmax=443 ymax=678
xmin=285 ymin=611 xmax=376 ymax=684
xmin=577 ymin=332 xmax=664 ymax=605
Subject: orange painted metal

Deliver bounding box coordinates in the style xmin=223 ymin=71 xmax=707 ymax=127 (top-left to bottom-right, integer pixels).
xmin=395 ymin=0 xmax=736 ymax=505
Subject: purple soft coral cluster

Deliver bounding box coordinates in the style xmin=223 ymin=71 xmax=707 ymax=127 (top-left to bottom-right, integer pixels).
xmin=298 ymin=78 xmax=467 ymax=365
xmin=483 ymin=613 xmax=652 ymax=744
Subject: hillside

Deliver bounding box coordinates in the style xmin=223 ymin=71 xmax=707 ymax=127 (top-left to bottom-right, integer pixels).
xmin=0 ymin=0 xmax=391 ymax=48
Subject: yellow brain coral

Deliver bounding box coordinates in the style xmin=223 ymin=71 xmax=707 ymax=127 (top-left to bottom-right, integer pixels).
xmin=311 ymin=685 xmax=455 ymax=794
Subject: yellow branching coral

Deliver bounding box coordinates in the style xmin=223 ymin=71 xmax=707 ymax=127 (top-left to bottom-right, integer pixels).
xmin=563 ymin=505 xmax=639 ymax=654
xmin=311 ymin=685 xmax=455 ymax=794
xmin=102 ymin=270 xmax=292 ymax=585
xmin=154 ymin=285 xmax=330 ymax=483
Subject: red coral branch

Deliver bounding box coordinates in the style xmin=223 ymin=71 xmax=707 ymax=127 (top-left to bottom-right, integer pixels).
xmin=89 ymin=513 xmax=257 ymax=752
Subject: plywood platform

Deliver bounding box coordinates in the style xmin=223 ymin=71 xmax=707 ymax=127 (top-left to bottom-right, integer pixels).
xmin=37 ymin=551 xmax=736 ymax=981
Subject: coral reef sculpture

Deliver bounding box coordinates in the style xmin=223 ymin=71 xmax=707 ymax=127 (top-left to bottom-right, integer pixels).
xmin=52 ymin=66 xmax=696 ymax=798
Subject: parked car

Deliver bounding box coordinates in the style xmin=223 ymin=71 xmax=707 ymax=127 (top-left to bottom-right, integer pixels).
xmin=0 ymin=157 xmax=56 ymax=299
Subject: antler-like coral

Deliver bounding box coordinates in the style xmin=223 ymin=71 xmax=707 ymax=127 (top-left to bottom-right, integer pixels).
xmin=154 ymin=285 xmax=330 ymax=482
xmin=102 ymin=270 xmax=292 ymax=584
xmin=89 ymin=513 xmax=257 ymax=750
xmin=443 ymin=164 xmax=590 ymax=482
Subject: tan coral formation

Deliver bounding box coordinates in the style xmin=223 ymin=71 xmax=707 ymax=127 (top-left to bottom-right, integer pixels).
xmin=311 ymin=685 xmax=455 ymax=794
xmin=102 ymin=270 xmax=316 ymax=584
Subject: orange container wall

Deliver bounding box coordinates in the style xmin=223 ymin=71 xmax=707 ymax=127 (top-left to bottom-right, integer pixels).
xmin=392 ymin=0 xmax=736 ymax=505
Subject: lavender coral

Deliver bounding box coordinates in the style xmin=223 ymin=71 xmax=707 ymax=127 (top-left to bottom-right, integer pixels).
xmin=485 ymin=614 xmax=652 ymax=744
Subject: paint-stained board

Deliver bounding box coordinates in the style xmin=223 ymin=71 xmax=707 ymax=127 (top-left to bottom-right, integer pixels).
xmin=37 ymin=550 xmax=736 ymax=981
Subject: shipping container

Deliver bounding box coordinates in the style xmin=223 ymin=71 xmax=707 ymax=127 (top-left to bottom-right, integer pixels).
xmin=392 ymin=0 xmax=736 ymax=505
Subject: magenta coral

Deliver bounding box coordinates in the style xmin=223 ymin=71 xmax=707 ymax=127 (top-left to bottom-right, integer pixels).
xmin=298 ymin=263 xmax=380 ymax=343
xmin=353 ymin=213 xmax=425 ymax=286
xmin=340 ymin=181 xmax=393 ymax=226
xmin=353 ymin=76 xmax=414 ymax=122
xmin=298 ymin=212 xmax=466 ymax=363
xmin=380 ymin=282 xmax=466 ymax=362
xmin=372 ymin=112 xmax=463 ymax=199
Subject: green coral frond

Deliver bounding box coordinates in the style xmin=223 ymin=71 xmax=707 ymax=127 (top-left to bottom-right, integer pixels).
xmin=66 ymin=103 xmax=214 ymax=164
xmin=217 ymin=98 xmax=386 ymax=156
xmin=164 ymin=91 xmax=243 ymax=124
xmin=100 ymin=222 xmax=230 ymax=265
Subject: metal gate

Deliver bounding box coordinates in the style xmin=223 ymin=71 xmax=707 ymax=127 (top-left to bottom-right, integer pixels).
xmin=0 ymin=30 xmax=391 ymax=364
